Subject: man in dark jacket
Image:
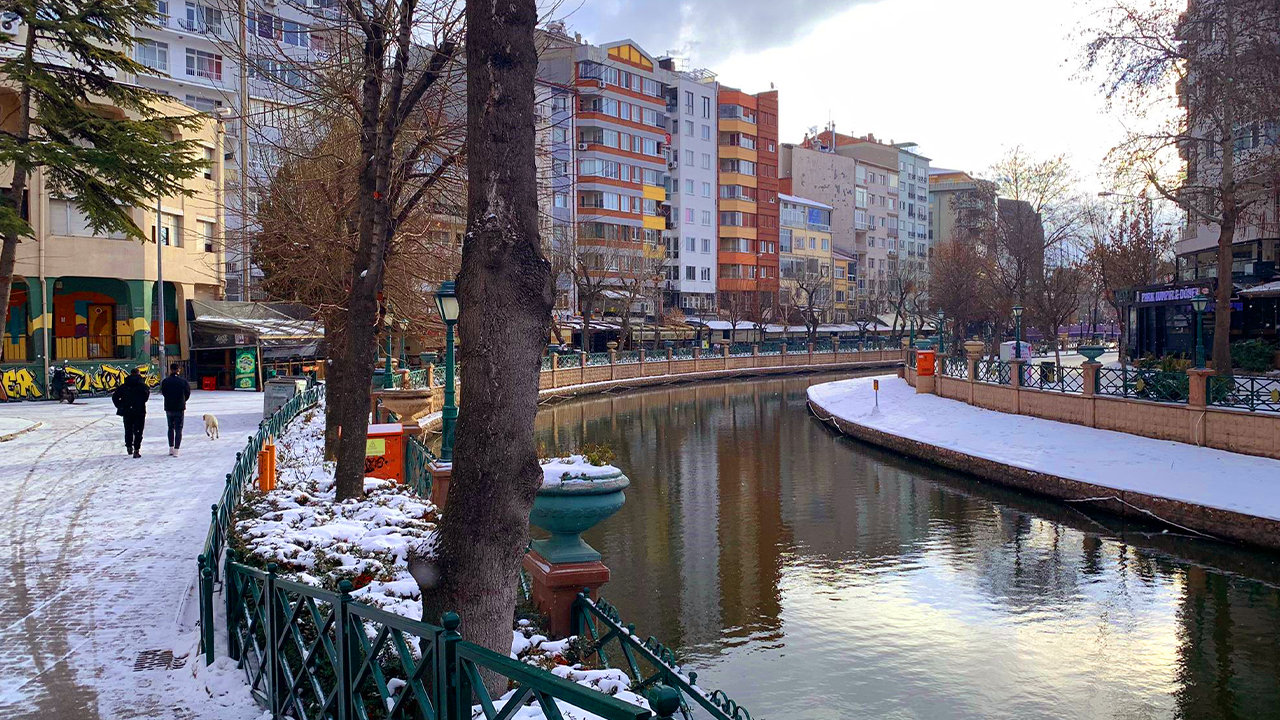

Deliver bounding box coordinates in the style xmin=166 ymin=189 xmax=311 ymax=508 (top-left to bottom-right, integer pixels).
xmin=160 ymin=362 xmax=191 ymax=456
xmin=112 ymin=368 xmax=150 ymax=458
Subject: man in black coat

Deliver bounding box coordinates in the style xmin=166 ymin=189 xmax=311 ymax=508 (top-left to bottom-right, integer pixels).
xmin=112 ymin=368 xmax=150 ymax=458
xmin=159 ymin=362 xmax=191 ymax=456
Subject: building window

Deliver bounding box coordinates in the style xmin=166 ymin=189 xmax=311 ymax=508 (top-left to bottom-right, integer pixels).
xmin=701 ymin=238 xmax=710 ymax=253
xmin=135 ymin=40 xmax=169 ymax=72
xmin=685 ymin=91 xmax=694 ymax=115
xmin=203 ymin=146 xmax=215 ymax=179
xmin=822 ymin=238 xmax=829 ymax=250
xmin=686 ymin=266 xmax=697 ymax=280
xmin=553 ymin=193 xmax=568 ymax=208
xmin=183 ymin=2 xmax=223 ymax=35
xmin=701 ymin=96 xmax=711 ymax=118
xmin=198 ymin=219 xmax=216 ymax=252
xmin=701 ymin=267 xmax=711 ymax=281
xmin=701 ymin=210 xmax=712 ymax=226
xmin=701 ymin=153 xmax=711 ymax=169
xmin=701 ymin=124 xmax=711 ymax=140
xmin=185 ymin=48 xmax=222 ymax=81
xmin=685 ymin=179 xmax=694 ymax=195
xmin=686 ymin=236 xmax=696 ymax=252
xmin=154 ymin=212 xmax=183 ymax=246
xmin=684 ymin=120 xmax=693 ymax=136
xmin=701 ymin=182 xmax=711 ymax=197
xmin=49 ymin=198 xmax=124 ymax=238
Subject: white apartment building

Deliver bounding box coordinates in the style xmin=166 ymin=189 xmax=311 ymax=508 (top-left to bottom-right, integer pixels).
xmin=657 ymin=58 xmax=719 ymax=317
xmin=131 ymin=0 xmax=320 ymax=300
xmin=895 ymin=143 xmax=931 ymax=275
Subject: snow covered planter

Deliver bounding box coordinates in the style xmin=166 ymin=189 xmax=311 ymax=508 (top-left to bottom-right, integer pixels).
xmin=531 ymin=454 xmax=629 ymax=564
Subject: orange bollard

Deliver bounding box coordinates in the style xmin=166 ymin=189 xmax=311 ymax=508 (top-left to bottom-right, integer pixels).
xmin=258 ymin=449 xmax=272 ymax=492
xmin=266 ymin=438 xmax=277 ymax=490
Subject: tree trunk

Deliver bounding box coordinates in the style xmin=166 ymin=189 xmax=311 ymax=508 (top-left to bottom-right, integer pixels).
xmin=331 ymin=286 xmax=380 ymax=498
xmin=419 ymin=0 xmax=549 ymax=698
xmin=1213 ymin=212 xmax=1235 ymax=370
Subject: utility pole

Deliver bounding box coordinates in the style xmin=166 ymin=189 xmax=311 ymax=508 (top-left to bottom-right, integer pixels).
xmin=156 ymin=193 xmax=166 ymax=373
xmin=238 ymin=0 xmax=250 ymax=300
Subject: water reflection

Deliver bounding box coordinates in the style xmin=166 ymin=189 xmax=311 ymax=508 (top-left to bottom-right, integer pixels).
xmin=534 ymin=373 xmax=1280 ymax=720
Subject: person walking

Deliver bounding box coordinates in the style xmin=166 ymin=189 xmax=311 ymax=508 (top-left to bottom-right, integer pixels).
xmin=112 ymin=368 xmax=150 ymax=458
xmin=160 ymin=362 xmax=191 ymax=456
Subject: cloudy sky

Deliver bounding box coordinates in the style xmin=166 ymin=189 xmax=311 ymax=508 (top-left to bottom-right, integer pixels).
xmin=554 ymin=0 xmax=1126 ymax=185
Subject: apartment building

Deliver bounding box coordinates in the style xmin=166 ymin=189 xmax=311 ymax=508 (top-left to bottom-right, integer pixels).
xmin=832 ymin=248 xmax=857 ymax=322
xmin=657 ymin=57 xmax=719 ymax=317
xmin=2 ymin=89 xmax=225 ymax=399
xmin=778 ymin=194 xmax=834 ymax=322
xmin=130 ymin=0 xmax=321 ymax=300
xmin=895 ymin=143 xmax=932 ymax=274
xmin=717 ymin=87 xmax=780 ymax=314
xmin=928 ymin=168 xmax=997 ymax=246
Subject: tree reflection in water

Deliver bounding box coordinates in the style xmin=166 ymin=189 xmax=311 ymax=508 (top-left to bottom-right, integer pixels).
xmin=534 ymin=372 xmax=1280 ymax=720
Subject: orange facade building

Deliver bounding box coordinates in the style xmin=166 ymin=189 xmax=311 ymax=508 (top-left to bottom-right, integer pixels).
xmin=716 ymin=88 xmax=779 ymax=314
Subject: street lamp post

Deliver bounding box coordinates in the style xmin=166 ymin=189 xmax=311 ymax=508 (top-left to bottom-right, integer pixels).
xmin=1191 ymin=293 xmax=1209 ymax=368
xmin=434 ymin=281 xmax=460 ymax=463
xmin=1012 ymin=305 xmax=1024 ymax=359
xmin=938 ymin=312 xmax=946 ymax=354
xmin=909 ymin=318 xmax=915 ymax=346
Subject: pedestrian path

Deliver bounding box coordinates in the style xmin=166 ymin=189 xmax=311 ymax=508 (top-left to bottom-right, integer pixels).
xmin=0 ymin=416 xmax=40 ymax=441
xmin=0 ymin=391 xmax=267 ymax=719
xmin=808 ymin=375 xmax=1280 ymax=523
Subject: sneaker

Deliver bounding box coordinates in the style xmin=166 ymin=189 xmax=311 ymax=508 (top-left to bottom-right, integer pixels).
xmin=133 ymin=451 xmax=141 ymax=458
xmin=127 ymin=446 xmax=134 ymax=456
xmin=168 ymin=447 xmax=176 ymax=457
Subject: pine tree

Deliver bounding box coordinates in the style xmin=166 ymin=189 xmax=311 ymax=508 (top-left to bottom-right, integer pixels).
xmin=0 ymin=0 xmax=206 ymax=324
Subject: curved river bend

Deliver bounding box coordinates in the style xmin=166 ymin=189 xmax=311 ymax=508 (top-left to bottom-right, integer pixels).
xmin=533 ymin=372 xmax=1280 ymax=720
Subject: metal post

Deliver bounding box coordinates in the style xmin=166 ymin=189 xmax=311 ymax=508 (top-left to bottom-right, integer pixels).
xmin=156 ymin=193 xmax=166 ymax=372
xmin=440 ymin=612 xmax=463 ymax=720
xmin=225 ymin=548 xmax=240 ymax=661
xmin=1015 ymin=316 xmax=1023 ymax=359
xmin=198 ymin=555 xmax=215 ymax=665
xmin=265 ymin=563 xmax=280 ymax=716
xmin=335 ymin=580 xmax=354 ymax=720
xmin=1194 ymin=308 xmax=1205 ymax=368
xmin=440 ymin=320 xmax=457 ymax=462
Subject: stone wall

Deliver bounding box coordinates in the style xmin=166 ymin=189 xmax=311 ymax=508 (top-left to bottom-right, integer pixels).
xmin=905 ymin=359 xmax=1280 ymax=462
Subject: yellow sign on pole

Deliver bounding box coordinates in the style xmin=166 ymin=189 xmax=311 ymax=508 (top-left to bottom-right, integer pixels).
xmin=873 ymin=379 xmax=879 ymax=407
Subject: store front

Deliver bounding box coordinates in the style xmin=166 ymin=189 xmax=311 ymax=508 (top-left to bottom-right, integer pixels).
xmin=188 ymin=300 xmax=324 ymax=390
xmin=1122 ymin=282 xmax=1223 ymax=361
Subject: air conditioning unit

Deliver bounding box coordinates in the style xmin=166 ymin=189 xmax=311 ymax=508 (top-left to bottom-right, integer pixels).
xmin=577 ymin=143 xmax=588 ymax=151
xmin=596 ymin=80 xmax=606 ymax=89
xmin=668 ymin=160 xmax=678 ymax=170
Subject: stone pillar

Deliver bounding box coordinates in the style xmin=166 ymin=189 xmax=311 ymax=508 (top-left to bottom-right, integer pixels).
xmin=521 ymin=550 xmax=610 ymax=639
xmin=428 ymin=461 xmax=452 ymax=508
xmin=1186 ymin=368 xmax=1214 ymax=447
xmin=722 ymin=343 xmax=729 ymax=370
xmin=1010 ymin=358 xmax=1026 ymax=414
xmin=1081 ymin=361 xmax=1100 ymax=397
xmin=608 ymin=349 xmax=617 ymax=381
xmin=693 ymin=346 xmax=701 ymax=361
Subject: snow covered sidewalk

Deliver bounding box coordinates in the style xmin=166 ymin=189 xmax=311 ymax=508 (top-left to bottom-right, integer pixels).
xmin=808 ymin=376 xmax=1280 ymax=527
xmin=0 ymin=390 xmax=270 ymax=720
xmin=0 ymin=415 xmax=40 ymax=440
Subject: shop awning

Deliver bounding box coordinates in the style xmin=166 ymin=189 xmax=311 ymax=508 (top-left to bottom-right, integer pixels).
xmin=190 ymin=300 xmax=324 ymax=354
xmin=1240 ymin=280 xmax=1280 ymax=297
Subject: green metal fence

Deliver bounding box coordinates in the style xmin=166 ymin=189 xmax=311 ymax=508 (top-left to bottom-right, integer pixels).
xmin=1096 ymin=366 xmax=1188 ymax=404
xmin=574 ymin=594 xmax=753 ymax=720
xmin=405 ymin=368 xmax=431 ymax=389
xmin=1208 ymin=374 xmax=1280 ymax=412
xmin=940 ymin=356 xmax=968 ymax=379
xmin=976 ymin=360 xmax=1010 ymax=385
xmin=405 ymin=435 xmax=436 ymax=500
xmin=224 ymin=560 xmax=678 ymax=720
xmin=1025 ymin=363 xmax=1084 ymax=394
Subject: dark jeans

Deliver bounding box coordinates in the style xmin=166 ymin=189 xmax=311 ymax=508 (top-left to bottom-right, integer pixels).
xmin=167 ymin=411 xmax=185 ymax=449
xmin=123 ymin=414 xmax=145 ymax=451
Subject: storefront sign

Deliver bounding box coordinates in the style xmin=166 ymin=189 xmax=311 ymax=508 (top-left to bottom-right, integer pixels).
xmin=235 ymin=347 xmax=258 ymax=391
xmin=1138 ymin=287 xmax=1207 ymax=304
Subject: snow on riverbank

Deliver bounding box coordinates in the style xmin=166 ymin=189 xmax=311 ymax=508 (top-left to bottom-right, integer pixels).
xmin=808 ymin=375 xmax=1280 ymax=522
xmin=228 ymin=403 xmax=658 ymax=718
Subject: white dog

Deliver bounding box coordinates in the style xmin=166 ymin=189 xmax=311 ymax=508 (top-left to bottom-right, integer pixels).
xmin=203 ymin=413 xmax=220 ymax=440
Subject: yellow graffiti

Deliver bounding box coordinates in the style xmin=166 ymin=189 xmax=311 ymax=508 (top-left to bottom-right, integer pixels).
xmin=64 ymin=363 xmax=161 ymax=394
xmin=1 ymin=367 xmax=43 ymax=401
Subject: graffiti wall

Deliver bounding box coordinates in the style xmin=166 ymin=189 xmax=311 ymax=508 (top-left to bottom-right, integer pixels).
xmin=0 ymin=362 xmax=160 ymax=401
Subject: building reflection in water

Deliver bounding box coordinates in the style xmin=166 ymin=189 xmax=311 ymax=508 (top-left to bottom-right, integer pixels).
xmin=534 ymin=373 xmax=1280 ymax=720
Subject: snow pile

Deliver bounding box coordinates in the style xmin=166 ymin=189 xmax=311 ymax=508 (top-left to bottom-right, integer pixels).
xmin=232 ymin=404 xmax=438 ymax=616
xmin=809 ymin=375 xmax=1280 ymax=521
xmin=540 ymin=455 xmax=620 ymax=487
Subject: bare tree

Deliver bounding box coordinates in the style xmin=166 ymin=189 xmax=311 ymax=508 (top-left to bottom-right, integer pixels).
xmin=418 ymin=0 xmax=552 ymax=684
xmin=1084 ymin=197 xmax=1176 ymax=361
xmin=1029 ymin=255 xmax=1088 ymax=364
xmin=1082 ymin=0 xmax=1280 ymax=369
xmin=930 ymin=239 xmax=993 ymax=348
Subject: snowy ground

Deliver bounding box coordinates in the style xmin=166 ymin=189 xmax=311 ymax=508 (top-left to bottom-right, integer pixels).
xmin=809 ymin=375 xmax=1280 ymax=523
xmin=0 ymin=415 xmax=40 ymax=440
xmin=0 ymin=390 xmax=270 ymax=720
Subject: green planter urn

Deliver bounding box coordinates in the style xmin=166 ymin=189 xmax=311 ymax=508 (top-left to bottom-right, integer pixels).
xmin=913 ymin=338 xmax=935 ymax=350
xmin=1078 ymin=345 xmax=1106 ymax=362
xmin=530 ymin=468 xmax=629 ymax=564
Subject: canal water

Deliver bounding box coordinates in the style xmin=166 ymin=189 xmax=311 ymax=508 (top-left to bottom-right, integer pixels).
xmin=533 ymin=371 xmax=1280 ymax=720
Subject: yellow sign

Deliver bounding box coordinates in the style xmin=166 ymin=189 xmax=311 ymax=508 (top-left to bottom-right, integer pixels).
xmin=365 ymin=438 xmax=386 ymax=456
xmin=873 ymin=379 xmax=880 ymax=391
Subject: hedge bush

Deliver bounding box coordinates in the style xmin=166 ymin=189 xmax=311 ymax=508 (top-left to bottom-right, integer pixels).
xmin=1231 ymin=339 xmax=1276 ymax=373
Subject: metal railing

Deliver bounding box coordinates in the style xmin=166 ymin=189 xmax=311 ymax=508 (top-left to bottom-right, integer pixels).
xmin=557 ymin=353 xmax=584 ymax=369
xmin=940 ymin=356 xmax=968 ymax=379
xmin=586 ymin=351 xmax=613 ymax=367
xmin=405 ymin=434 xmax=436 ymax=499
xmin=907 ymin=349 xmax=917 ymax=369
xmin=53 ymin=333 xmax=138 ymax=360
xmin=976 ymin=360 xmax=1010 ymax=385
xmin=405 ymin=368 xmax=431 ymax=389
xmin=727 ymin=343 xmax=754 ymax=357
xmin=575 ymin=594 xmax=753 ymax=720
xmin=225 ymin=561 xmax=676 ymax=720
xmin=615 ymin=350 xmax=641 ymax=365
xmin=1096 ymin=366 xmax=1189 ymax=404
xmin=671 ymin=347 xmax=695 ymax=360
xmin=198 ymin=384 xmax=323 ymax=663
xmin=1025 ymin=364 xmax=1084 ymax=394
xmin=1208 ymin=374 xmax=1280 ymax=412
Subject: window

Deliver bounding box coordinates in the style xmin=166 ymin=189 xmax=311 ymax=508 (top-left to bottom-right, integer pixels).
xmin=184 ymin=2 xmax=223 ymax=35
xmin=554 ymin=193 xmax=568 ymax=208
xmin=186 ymin=48 xmax=222 ymax=81
xmin=701 ymin=267 xmax=711 ymax=281
xmin=701 ymin=96 xmax=711 ymax=118
xmin=135 ymin=40 xmax=168 ymax=72
xmin=822 ymin=238 xmax=829 ymax=250
xmin=701 ymin=182 xmax=711 ymax=197
xmin=282 ymin=21 xmax=309 ymax=47
xmin=701 ymin=124 xmax=711 ymax=140
xmin=701 ymin=153 xmax=711 ymax=169
xmin=153 ymin=212 xmax=183 ymax=247
xmin=686 ymin=237 xmax=696 ymax=252
xmin=198 ymin=219 xmax=216 ymax=252
xmin=855 ymin=188 xmax=867 ymax=208
xmin=685 ymin=120 xmax=694 ymax=136
xmin=685 ymin=208 xmax=694 ymax=223
xmin=686 ymin=266 xmax=697 ymax=280
xmin=202 ymin=146 xmax=215 ymax=179
xmin=155 ymin=0 xmax=170 ymax=22
xmin=685 ymin=91 xmax=694 ymax=115
xmin=701 ymin=211 xmax=711 ymax=226
xmin=49 ymin=199 xmax=123 ymax=238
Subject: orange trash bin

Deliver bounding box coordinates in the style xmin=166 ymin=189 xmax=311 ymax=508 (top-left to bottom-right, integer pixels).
xmin=916 ymin=350 xmax=937 ymax=376
xmin=365 ymin=423 xmax=405 ymax=482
